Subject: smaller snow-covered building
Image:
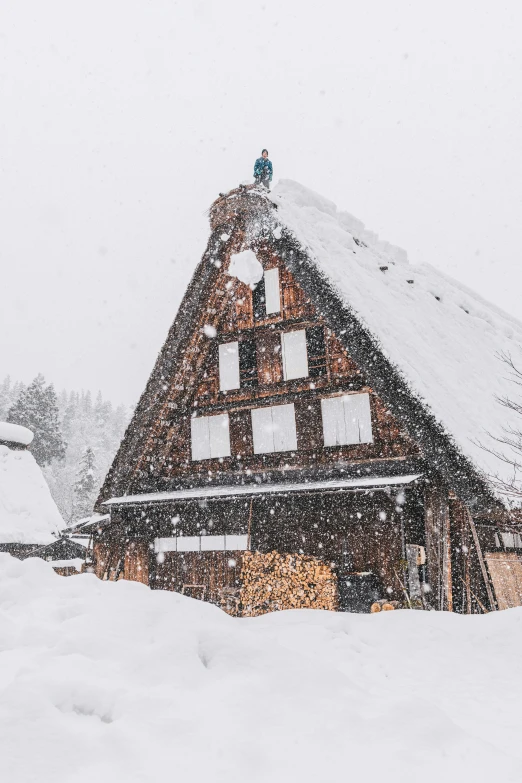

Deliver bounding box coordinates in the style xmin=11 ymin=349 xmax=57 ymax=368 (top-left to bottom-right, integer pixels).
xmin=0 ymin=422 xmax=64 ymax=558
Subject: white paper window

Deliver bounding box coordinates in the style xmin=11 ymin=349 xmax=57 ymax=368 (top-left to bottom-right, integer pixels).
xmin=264 ymin=268 xmax=281 ymax=314
xmin=219 ymin=342 xmax=240 ymax=392
xmin=321 ymin=393 xmax=373 ymax=447
xmin=191 ymin=413 xmax=231 ymax=461
xmin=501 ymin=532 xmax=515 ymax=548
xmin=225 ymin=534 xmax=249 ymax=550
xmin=500 ymin=532 xmax=522 ymax=548
xmin=251 ymin=403 xmax=297 ymax=454
xmin=176 ymin=536 xmax=200 ymax=552
xmin=154 ymin=537 xmax=177 ymax=553
xmin=200 ymin=535 xmax=226 ymax=551
xmin=155 ymin=535 xmax=249 ymax=553
xmin=281 ymin=329 xmax=309 ymax=380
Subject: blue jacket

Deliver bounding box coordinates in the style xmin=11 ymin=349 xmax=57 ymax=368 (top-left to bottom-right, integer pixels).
xmin=254 ymin=157 xmax=273 ymax=180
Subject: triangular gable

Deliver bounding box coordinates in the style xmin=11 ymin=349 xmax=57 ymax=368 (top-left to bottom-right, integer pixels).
xmin=98 ymin=184 xmax=505 ymax=515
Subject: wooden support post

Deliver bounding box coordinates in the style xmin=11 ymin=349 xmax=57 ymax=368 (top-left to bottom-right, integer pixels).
xmin=449 ymin=498 xmax=473 ymax=614
xmin=247 ymin=498 xmax=254 ymax=551
xmin=442 ymin=500 xmax=453 ymax=612
xmin=424 ymin=484 xmax=452 ymax=611
xmin=466 ymin=510 xmax=496 ymax=611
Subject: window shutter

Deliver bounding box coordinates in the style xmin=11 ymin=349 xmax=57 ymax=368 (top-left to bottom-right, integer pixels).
xmin=219 ymin=342 xmax=240 ymax=392
xmin=321 ymin=397 xmax=345 ymax=446
xmin=200 ymin=535 xmax=226 ymax=551
xmin=225 ymin=534 xmax=249 ymax=550
xmin=306 ymin=326 xmax=327 ymax=377
xmin=154 ymin=537 xmax=177 ymax=553
xmin=191 ymin=416 xmax=211 ymax=460
xmin=191 ymin=413 xmax=231 ymax=460
xmin=239 ymin=339 xmax=258 ymax=387
xmin=281 ymin=329 xmax=309 ymax=380
xmin=251 ymin=407 xmax=274 ymax=454
xmin=342 ymin=394 xmax=361 ymax=444
xmin=348 ymin=393 xmax=373 ymax=444
xmin=321 ymin=393 xmax=373 ymax=446
xmin=177 ymin=536 xmax=200 ymax=552
xmin=272 ymin=403 xmax=297 ymax=451
xmin=501 ymin=532 xmax=515 ymax=548
xmin=251 ymin=403 xmax=297 ymax=454
xmin=208 ymin=413 xmax=231 ymax=458
xmin=264 ymin=268 xmax=281 ymax=314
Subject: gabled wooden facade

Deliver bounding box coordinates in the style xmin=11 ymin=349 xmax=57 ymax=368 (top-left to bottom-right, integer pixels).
xmin=95 ymin=185 xmax=521 ymax=614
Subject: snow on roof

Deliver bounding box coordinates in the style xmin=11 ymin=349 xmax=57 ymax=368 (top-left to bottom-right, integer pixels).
xmin=0 ymin=444 xmax=64 ymax=545
xmin=270 ymin=180 xmax=522 ymax=487
xmin=68 ymin=513 xmax=109 ymax=534
xmin=46 ymin=558 xmax=84 ymax=570
xmin=104 ymin=473 xmax=421 ymax=506
xmin=228 ymin=249 xmax=263 ymax=286
xmin=0 ymin=422 xmax=34 ymax=446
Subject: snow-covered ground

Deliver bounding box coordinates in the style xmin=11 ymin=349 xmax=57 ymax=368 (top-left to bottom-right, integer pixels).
xmin=1 ymin=554 xmax=521 ymax=783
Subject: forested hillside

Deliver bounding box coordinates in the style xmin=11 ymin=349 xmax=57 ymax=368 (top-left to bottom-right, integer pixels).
xmin=0 ymin=376 xmax=130 ymax=524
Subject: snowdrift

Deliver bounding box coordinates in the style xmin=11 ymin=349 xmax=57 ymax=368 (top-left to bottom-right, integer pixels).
xmin=1 ymin=554 xmax=521 ymax=782
xmin=0 ymin=445 xmax=63 ymax=545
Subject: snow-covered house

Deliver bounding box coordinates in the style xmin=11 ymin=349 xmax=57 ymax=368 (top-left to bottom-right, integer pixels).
xmin=0 ymin=422 xmax=64 ymax=558
xmin=95 ymin=181 xmax=522 ymax=613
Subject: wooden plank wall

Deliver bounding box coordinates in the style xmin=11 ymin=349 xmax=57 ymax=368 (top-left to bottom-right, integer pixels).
xmin=449 ymin=498 xmax=472 ymax=613
xmin=93 ymin=542 xmax=112 ymax=580
xmin=154 ymin=550 xmax=244 ymax=604
xmin=485 ymin=553 xmax=522 ymax=609
xmin=124 ymin=541 xmax=149 ymax=585
xmin=424 ymin=485 xmax=452 ymax=611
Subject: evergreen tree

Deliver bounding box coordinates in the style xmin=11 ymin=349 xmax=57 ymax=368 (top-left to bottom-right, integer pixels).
xmin=0 ymin=376 xmax=25 ymax=420
xmin=0 ymin=376 xmax=12 ymax=420
xmin=73 ymin=447 xmax=97 ymax=521
xmin=7 ymin=374 xmax=66 ymax=465
xmin=4 ymin=374 xmax=130 ymax=520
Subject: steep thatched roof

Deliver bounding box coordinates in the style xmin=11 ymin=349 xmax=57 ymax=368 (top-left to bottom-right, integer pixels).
xmin=98 ymin=181 xmax=520 ymax=517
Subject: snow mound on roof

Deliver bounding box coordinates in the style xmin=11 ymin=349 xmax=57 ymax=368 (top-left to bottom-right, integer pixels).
xmin=0 ymin=421 xmax=34 ymax=446
xmin=0 ymin=445 xmax=63 ymax=544
xmin=0 ymin=554 xmax=520 ymax=782
xmin=228 ymin=248 xmax=264 ymax=286
xmin=271 ymin=179 xmax=522 ymax=488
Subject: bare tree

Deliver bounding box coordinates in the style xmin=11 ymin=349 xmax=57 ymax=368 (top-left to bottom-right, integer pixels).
xmin=481 ymin=351 xmax=522 ymax=501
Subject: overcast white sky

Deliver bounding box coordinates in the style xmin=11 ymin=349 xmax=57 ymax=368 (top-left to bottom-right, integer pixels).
xmin=1 ymin=1 xmax=521 ymax=406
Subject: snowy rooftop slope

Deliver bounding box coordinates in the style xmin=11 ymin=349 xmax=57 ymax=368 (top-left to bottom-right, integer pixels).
xmin=0 ymin=554 xmax=521 ymax=782
xmin=0 ymin=421 xmax=34 ymax=446
xmin=270 ymin=180 xmax=522 ymax=485
xmin=0 ymin=445 xmax=63 ymax=544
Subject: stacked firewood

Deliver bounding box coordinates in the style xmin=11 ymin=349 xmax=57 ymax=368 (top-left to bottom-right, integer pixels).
xmin=239 ymin=551 xmax=338 ymax=617
xmin=370 ymin=599 xmax=402 ymax=612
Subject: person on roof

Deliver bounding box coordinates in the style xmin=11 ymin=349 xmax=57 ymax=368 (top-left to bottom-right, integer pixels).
xmin=254 ymin=149 xmax=273 ymax=189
